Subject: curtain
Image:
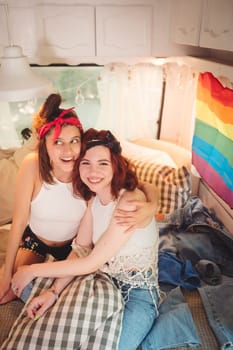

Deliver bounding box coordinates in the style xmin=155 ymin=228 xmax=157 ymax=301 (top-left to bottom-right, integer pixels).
xmin=94 ymin=63 xmax=163 ymax=140
xmin=160 ymin=62 xmax=198 ymax=150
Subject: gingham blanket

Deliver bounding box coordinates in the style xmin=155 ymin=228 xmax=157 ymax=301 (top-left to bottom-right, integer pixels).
xmin=1 ymin=273 xmax=123 ymax=350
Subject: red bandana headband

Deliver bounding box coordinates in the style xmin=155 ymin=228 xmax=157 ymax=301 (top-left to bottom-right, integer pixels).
xmin=38 ymin=107 xmax=83 ymax=140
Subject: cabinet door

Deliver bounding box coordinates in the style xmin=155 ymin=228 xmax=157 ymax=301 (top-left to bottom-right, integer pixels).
xmin=200 ymin=0 xmax=233 ymax=51
xmin=171 ymin=0 xmax=203 ymax=46
xmin=96 ymin=6 xmax=152 ymax=57
xmin=36 ymin=5 xmax=95 ymax=62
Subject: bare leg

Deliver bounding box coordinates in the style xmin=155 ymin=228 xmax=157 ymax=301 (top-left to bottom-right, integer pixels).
xmin=0 ymin=249 xmax=44 ymax=304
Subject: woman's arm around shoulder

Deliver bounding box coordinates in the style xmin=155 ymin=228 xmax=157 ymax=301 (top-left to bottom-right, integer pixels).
xmin=115 ymin=183 xmax=157 ymax=230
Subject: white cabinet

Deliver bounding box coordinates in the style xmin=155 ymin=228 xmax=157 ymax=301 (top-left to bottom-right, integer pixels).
xmin=200 ymin=0 xmax=233 ymax=51
xmin=96 ymin=6 xmax=152 ymax=57
xmin=171 ymin=0 xmax=233 ymax=52
xmin=35 ymin=5 xmax=95 ymax=61
xmin=0 ymin=3 xmax=152 ymax=64
xmin=0 ymin=4 xmax=95 ymax=63
xmin=171 ymin=0 xmax=203 ymax=46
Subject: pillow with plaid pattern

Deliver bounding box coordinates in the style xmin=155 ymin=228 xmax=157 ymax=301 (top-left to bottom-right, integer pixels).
xmin=1 ymin=274 xmax=123 ymax=350
xmin=127 ymin=157 xmax=191 ymax=220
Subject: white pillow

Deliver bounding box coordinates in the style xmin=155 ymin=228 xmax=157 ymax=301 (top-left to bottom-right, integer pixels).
xmin=121 ymin=140 xmax=177 ymax=168
xmin=131 ymin=138 xmax=191 ymax=168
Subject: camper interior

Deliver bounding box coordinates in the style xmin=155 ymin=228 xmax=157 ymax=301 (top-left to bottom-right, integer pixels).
xmin=0 ymin=1 xmax=233 ymax=349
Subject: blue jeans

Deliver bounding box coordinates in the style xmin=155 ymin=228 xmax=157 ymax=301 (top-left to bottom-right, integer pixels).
xmin=199 ymin=282 xmax=233 ymax=350
xmin=20 ymin=281 xmax=34 ymax=303
xmin=174 ymin=231 xmax=233 ymax=277
xmin=117 ymin=285 xmax=159 ymax=350
xmin=141 ymin=287 xmax=201 ymax=350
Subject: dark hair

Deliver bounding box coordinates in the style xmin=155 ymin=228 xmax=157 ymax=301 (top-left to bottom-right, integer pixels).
xmin=72 ymin=128 xmax=138 ymax=200
xmin=34 ymin=93 xmax=82 ymax=184
xmin=33 ymin=93 xmax=63 ymax=132
xmin=21 ymin=128 xmax=32 ymax=140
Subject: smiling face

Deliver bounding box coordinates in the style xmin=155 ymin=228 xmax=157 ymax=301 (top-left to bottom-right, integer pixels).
xmin=79 ymin=145 xmax=114 ymax=202
xmin=45 ymin=124 xmax=81 ymax=181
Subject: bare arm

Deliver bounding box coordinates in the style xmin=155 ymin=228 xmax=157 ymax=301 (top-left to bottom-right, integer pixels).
xmin=73 ymin=199 xmax=94 ymax=247
xmin=12 ymin=189 xmax=149 ymax=294
xmin=0 ymin=154 xmax=37 ymax=302
xmin=27 ymin=251 xmax=78 ymax=320
xmin=114 ymin=181 xmax=158 ymax=230
xmin=139 ymin=181 xmax=158 ymax=209
xmin=26 ymin=206 xmax=94 ymax=319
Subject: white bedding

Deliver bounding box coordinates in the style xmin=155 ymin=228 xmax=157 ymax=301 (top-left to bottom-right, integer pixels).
xmin=121 ymin=140 xmax=177 ymax=168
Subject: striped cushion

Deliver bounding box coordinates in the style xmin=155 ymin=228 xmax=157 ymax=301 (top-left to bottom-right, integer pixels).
xmin=127 ymin=158 xmax=191 ymax=218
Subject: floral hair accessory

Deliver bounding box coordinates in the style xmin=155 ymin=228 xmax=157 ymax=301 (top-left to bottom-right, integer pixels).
xmin=38 ymin=107 xmax=83 ymax=140
xmin=86 ymin=130 xmax=121 ymax=154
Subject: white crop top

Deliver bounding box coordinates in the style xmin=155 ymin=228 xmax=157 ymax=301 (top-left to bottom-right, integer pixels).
xmin=29 ymin=179 xmax=86 ymax=241
xmin=91 ymin=193 xmax=159 ymax=289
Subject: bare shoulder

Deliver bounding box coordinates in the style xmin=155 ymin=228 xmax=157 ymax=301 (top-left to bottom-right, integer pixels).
xmin=21 ymin=151 xmax=38 ymax=169
xmin=23 ymin=151 xmax=38 ymax=162
xmin=18 ymin=151 xmax=39 ymax=178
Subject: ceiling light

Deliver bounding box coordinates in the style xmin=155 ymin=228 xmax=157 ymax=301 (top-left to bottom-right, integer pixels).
xmin=0 ymin=3 xmax=53 ymax=102
xmin=0 ymin=45 xmax=53 ymax=102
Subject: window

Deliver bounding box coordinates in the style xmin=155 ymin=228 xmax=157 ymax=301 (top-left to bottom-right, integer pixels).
xmin=0 ymin=65 xmax=102 ymax=149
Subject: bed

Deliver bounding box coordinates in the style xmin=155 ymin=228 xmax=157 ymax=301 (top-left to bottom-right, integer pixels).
xmin=0 ymin=137 xmax=232 ymax=350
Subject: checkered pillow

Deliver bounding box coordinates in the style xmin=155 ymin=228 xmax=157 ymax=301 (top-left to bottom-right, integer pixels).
xmin=127 ymin=158 xmax=191 ymax=218
xmin=1 ymin=274 xmax=123 ymax=350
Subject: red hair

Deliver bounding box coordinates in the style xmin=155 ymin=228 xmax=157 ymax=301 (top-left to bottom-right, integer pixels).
xmin=72 ymin=129 xmax=138 ymax=200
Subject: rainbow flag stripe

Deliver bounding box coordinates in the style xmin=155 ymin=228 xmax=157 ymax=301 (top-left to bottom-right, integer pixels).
xmin=192 ymin=72 xmax=233 ymax=208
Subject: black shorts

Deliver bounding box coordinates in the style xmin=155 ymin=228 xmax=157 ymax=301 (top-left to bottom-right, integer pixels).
xmin=19 ymin=226 xmax=72 ymax=260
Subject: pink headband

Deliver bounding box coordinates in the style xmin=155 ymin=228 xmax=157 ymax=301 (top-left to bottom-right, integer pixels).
xmin=38 ymin=107 xmax=83 ymax=140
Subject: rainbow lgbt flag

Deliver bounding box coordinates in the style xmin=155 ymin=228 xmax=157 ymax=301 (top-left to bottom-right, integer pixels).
xmin=192 ymin=72 xmax=233 ymax=208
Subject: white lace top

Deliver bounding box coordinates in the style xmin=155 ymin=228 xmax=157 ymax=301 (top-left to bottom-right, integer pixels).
xmin=91 ymin=192 xmax=159 ymax=291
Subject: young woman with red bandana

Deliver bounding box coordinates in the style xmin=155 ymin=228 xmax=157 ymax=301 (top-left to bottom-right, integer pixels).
xmin=0 ymin=94 xmax=85 ymax=304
